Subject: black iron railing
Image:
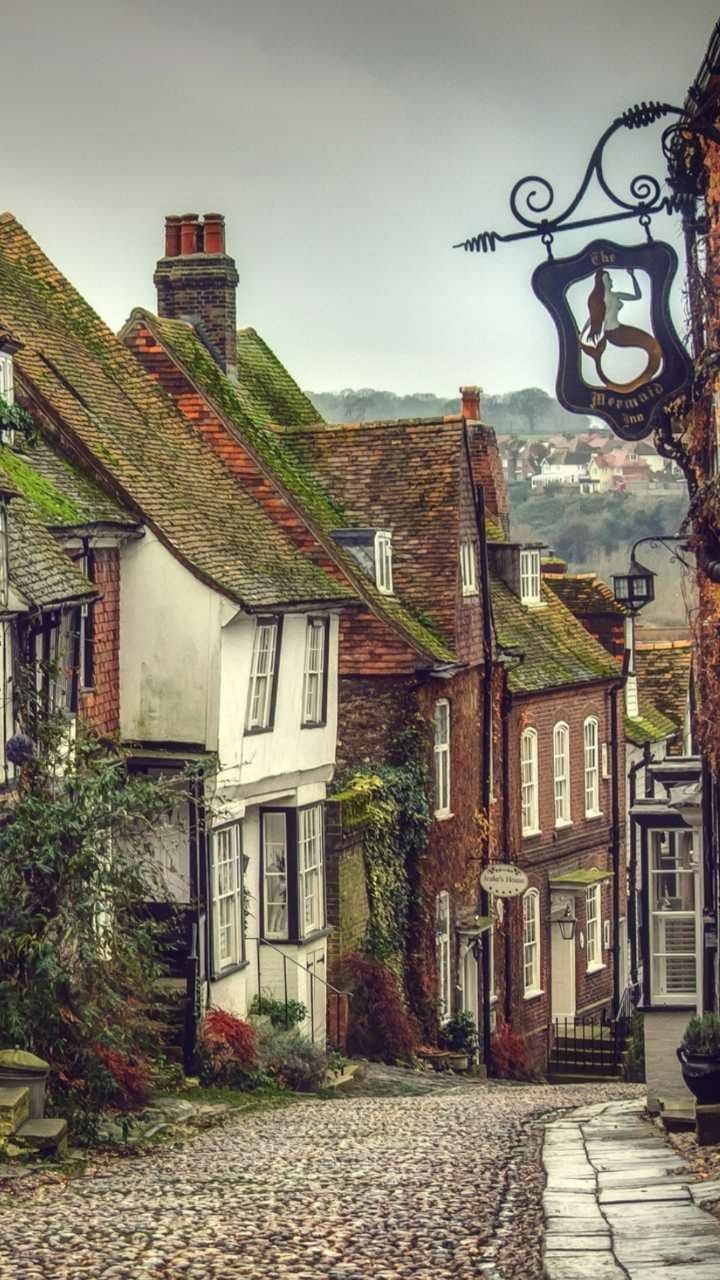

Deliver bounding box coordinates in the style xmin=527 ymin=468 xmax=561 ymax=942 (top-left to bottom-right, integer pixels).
xmin=550 ymin=1008 xmax=629 ymax=1077
xmin=251 ymin=937 xmax=352 ymax=1049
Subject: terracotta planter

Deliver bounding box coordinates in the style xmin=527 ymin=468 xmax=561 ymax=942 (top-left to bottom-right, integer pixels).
xmin=677 ymin=1046 xmax=720 ymax=1105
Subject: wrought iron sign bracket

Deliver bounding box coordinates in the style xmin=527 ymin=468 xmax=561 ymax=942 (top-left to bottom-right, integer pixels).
xmin=454 ymin=101 xmax=720 ymax=258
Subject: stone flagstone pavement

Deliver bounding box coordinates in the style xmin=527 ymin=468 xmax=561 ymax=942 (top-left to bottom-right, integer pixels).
xmin=543 ymin=1098 xmax=720 ymax=1279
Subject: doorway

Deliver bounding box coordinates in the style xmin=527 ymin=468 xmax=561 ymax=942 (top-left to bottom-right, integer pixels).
xmin=551 ymin=925 xmax=576 ymax=1019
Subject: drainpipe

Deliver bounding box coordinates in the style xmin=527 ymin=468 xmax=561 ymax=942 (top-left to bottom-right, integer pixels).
xmin=501 ymin=687 xmax=513 ymax=1026
xmin=463 ymin=425 xmax=494 ymax=1073
xmin=627 ymin=742 xmax=651 ymax=995
xmin=610 ymin=685 xmax=622 ymax=1014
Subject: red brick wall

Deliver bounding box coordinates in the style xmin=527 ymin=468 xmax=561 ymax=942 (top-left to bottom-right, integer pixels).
xmin=469 ymin=424 xmax=509 ymax=531
xmin=78 ymin=548 xmax=120 ymax=738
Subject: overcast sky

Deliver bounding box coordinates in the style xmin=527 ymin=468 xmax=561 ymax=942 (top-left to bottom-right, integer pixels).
xmin=3 ymin=1 xmax=717 ymax=396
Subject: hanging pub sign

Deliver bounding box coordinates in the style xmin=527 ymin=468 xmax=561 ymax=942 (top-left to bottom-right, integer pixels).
xmin=453 ymin=101 xmax=718 ymax=443
xmin=480 ymin=863 xmax=529 ymax=899
xmin=532 ymin=238 xmax=692 ymax=442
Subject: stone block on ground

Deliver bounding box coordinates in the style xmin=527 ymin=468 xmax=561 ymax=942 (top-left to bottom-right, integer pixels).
xmin=695 ymin=1103 xmax=720 ymax=1146
xmin=16 ymin=1118 xmax=68 ymax=1157
xmin=0 ymin=1086 xmax=29 ymax=1136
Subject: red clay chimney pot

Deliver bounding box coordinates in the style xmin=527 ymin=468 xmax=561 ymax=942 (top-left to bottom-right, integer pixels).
xmin=180 ymin=213 xmax=201 ymax=256
xmin=460 ymin=384 xmax=482 ymax=421
xmin=203 ymin=213 xmax=226 ymax=255
xmin=164 ymin=215 xmax=182 ymax=258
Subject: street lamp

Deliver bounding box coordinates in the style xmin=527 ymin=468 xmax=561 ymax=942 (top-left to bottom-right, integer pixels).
xmin=613 ymin=554 xmax=656 ymax=611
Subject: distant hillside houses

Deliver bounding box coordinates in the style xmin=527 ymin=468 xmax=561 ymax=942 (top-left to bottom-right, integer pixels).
xmin=499 ymin=431 xmax=681 ymax=496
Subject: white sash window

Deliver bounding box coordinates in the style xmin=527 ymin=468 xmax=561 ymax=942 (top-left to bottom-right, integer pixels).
xmin=211 ymin=823 xmax=244 ymax=973
xmin=521 ymin=727 xmax=539 ymax=835
xmin=262 ymin=811 xmax=288 ymax=939
xmin=298 ymin=804 xmax=324 ymax=936
xmin=553 ymin=722 xmax=571 ymax=825
xmin=584 ymin=717 xmax=600 ymax=815
xmin=246 ymin=619 xmax=279 ymax=731
xmin=523 ymin=889 xmax=541 ymax=995
xmin=302 ymin=619 xmax=326 ymax=725
xmin=433 ymin=700 xmax=451 ymax=817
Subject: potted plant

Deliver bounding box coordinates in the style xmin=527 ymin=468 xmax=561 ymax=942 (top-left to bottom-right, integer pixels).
xmin=438 ymin=1012 xmax=479 ymax=1071
xmin=677 ymin=1013 xmax=720 ymax=1104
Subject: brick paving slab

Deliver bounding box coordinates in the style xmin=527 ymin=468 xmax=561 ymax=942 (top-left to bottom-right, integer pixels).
xmin=0 ymin=1078 xmax=642 ymax=1280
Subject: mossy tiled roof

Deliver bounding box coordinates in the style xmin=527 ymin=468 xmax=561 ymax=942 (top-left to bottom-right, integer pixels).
xmin=635 ymin=638 xmax=692 ymax=733
xmin=491 ymin=577 xmax=621 ymax=694
xmin=140 ymin=315 xmax=452 ymax=664
xmin=548 ymin=573 xmax=630 ymax=618
xmin=549 ymin=868 xmax=613 ymax=887
xmin=4 ymin=491 xmax=96 ymax=609
xmin=625 ymin=695 xmax=678 ymax=747
xmin=0 ymin=438 xmax=133 ymax=529
xmin=0 ymin=214 xmax=350 ymax=610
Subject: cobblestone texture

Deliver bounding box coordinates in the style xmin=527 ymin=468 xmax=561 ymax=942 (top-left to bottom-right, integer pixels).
xmin=0 ymin=1079 xmax=642 ymax=1280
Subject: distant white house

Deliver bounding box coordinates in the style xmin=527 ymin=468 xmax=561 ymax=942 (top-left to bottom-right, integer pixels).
xmin=531 ymin=449 xmax=598 ymax=493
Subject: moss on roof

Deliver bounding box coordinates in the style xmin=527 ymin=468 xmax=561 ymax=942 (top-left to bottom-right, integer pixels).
xmin=236 ymin=326 xmax=322 ymax=428
xmin=0 ymin=438 xmax=132 ymax=529
xmin=4 ymin=492 xmax=96 ymax=608
xmin=635 ymin=639 xmax=691 ymax=732
xmin=0 ymin=214 xmax=351 ymax=610
xmin=548 ymin=573 xmax=631 ymax=618
xmin=625 ymin=697 xmax=679 ymax=747
xmin=549 ymin=868 xmax=613 ymax=887
xmin=492 ymin=577 xmax=621 ymax=694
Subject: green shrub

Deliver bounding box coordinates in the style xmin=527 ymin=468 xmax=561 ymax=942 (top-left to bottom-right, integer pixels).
xmin=256 ymin=1023 xmax=328 ymax=1092
xmin=681 ymin=1012 xmax=720 ymax=1056
xmin=622 ymin=1011 xmax=645 ymax=1082
xmin=249 ymin=994 xmax=307 ymax=1029
xmin=440 ymin=1012 xmax=479 ymax=1057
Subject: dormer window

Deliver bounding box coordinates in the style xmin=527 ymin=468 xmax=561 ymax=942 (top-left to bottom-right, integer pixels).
xmin=460 ymin=539 xmax=478 ymax=595
xmin=374 ymin=531 xmax=393 ymax=594
xmin=520 ymin=549 xmax=541 ymax=605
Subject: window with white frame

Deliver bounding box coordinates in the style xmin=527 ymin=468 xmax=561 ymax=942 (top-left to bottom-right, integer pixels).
xmin=519 ymin=549 xmax=541 ymax=604
xmin=374 ymin=531 xmax=393 ymax=594
xmin=520 ymin=727 xmax=539 ymax=835
xmin=211 ymin=823 xmax=244 ymax=973
xmin=436 ymin=890 xmax=451 ymax=1021
xmin=553 ymin=722 xmax=571 ymax=825
xmin=298 ymin=804 xmax=325 ymax=936
xmin=459 ymin=539 xmax=478 ymax=595
xmin=0 ymin=352 xmax=14 ymax=405
xmin=301 ymin=618 xmax=327 ymax=725
xmin=586 ymin=884 xmax=602 ymax=969
xmin=246 ymin=618 xmax=280 ymax=731
xmin=650 ymin=829 xmax=698 ymax=1003
xmin=522 ymin=889 xmax=541 ymax=995
xmin=262 ymin=811 xmax=288 ymax=939
xmin=433 ymin=699 xmax=451 ymax=816
xmin=584 ymin=717 xmax=600 ymax=815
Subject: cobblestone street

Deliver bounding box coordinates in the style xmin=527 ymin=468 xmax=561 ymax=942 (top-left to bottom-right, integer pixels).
xmin=0 ymin=1078 xmax=643 ymax=1280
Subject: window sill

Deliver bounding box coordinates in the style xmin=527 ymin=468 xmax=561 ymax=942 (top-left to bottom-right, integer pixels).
xmin=585 ymin=810 xmax=604 ymax=821
xmin=522 ymin=827 xmax=541 ymax=839
xmin=461 ymin=588 xmax=479 ymax=598
xmin=300 ymin=720 xmax=327 ymax=730
xmin=260 ymin=928 xmax=332 ymax=947
xmin=524 ymin=987 xmax=545 ymax=1002
xmin=211 ymin=959 xmax=250 ymax=981
xmin=245 ymin=724 xmax=275 ymax=736
xmin=586 ymin=961 xmax=606 ymax=975
xmin=554 ymin=818 xmax=573 ymax=830
xmin=435 ymin=809 xmax=454 ymax=822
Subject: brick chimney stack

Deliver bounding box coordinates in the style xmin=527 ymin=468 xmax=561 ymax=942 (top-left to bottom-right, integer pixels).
xmin=460 ymin=385 xmax=482 ymax=421
xmin=154 ymin=213 xmax=239 ymax=375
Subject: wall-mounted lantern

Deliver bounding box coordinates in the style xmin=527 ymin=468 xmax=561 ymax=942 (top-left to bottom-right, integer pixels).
xmin=613 ymin=554 xmax=656 ymax=611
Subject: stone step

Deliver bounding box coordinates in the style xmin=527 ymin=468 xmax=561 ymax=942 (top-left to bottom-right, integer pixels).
xmin=15 ymin=1118 xmax=68 ymax=1158
xmin=0 ymin=1086 xmax=30 ymax=1136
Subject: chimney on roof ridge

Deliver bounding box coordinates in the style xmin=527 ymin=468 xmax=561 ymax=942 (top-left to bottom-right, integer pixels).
xmin=460 ymin=385 xmax=482 ymax=421
xmin=154 ymin=212 xmax=239 ymax=375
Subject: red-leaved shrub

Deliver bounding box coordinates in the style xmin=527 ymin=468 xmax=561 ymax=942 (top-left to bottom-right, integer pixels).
xmin=344 ymin=953 xmax=417 ymax=1062
xmin=490 ymin=1021 xmax=534 ymax=1080
xmin=94 ymin=1046 xmax=152 ymax=1107
xmin=197 ymin=1007 xmax=257 ymax=1083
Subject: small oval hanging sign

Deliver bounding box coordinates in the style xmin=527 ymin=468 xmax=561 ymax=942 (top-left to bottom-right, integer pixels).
xmin=480 ymin=863 xmax=529 ymax=898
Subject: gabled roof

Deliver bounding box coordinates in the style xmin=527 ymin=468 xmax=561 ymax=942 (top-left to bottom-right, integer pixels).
xmin=491 ymin=577 xmax=620 ymax=694
xmin=287 ymin=417 xmax=470 ymax=660
xmin=0 ymin=214 xmax=351 ymax=611
xmin=625 ymin=695 xmax=678 ymax=748
xmin=135 ymin=311 xmax=454 ymax=664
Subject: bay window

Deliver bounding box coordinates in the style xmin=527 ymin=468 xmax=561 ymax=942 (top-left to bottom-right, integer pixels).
xmin=553 ymin=722 xmax=571 ymax=825
xmin=246 ymin=617 xmax=280 ymax=731
xmin=261 ymin=803 xmax=326 ymax=942
xmin=650 ymin=829 xmax=698 ymax=1003
xmin=210 ymin=822 xmax=244 ymax=974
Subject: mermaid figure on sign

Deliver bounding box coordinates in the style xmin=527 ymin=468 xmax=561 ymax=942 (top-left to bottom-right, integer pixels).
xmin=580 ymin=268 xmax=662 ymax=393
